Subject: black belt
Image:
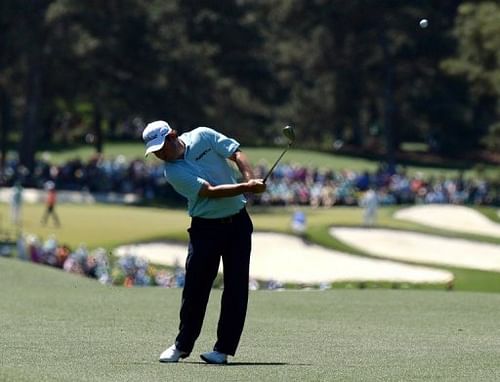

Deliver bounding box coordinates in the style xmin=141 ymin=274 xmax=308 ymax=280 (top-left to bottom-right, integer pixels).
xmin=192 ymin=208 xmax=245 ymax=225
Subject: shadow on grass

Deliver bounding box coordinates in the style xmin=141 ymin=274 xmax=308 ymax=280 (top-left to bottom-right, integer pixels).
xmin=180 ymin=361 xmax=311 ymax=366
xmin=227 ymin=362 xmax=307 ymax=366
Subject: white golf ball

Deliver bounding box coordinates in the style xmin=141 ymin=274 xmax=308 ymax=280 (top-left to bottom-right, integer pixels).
xmin=419 ymin=19 xmax=429 ymax=28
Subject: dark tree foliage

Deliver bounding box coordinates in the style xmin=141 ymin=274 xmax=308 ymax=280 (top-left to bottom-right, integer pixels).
xmin=0 ymin=0 xmax=498 ymax=174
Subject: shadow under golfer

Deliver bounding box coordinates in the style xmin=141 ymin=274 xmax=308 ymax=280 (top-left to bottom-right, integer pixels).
xmin=226 ymin=362 xmax=290 ymax=366
xmin=182 ymin=361 xmax=311 ymax=366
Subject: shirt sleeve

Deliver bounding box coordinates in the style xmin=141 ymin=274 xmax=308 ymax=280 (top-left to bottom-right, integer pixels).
xmin=165 ymin=170 xmax=206 ymax=200
xmin=200 ymin=127 xmax=240 ymax=158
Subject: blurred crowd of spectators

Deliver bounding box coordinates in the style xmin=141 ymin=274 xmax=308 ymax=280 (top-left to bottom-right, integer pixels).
xmin=1 ymin=154 xmax=167 ymax=199
xmin=1 ymin=154 xmax=498 ymax=206
xmin=13 ymin=234 xmax=186 ymax=288
xmin=253 ymin=163 xmax=498 ymax=207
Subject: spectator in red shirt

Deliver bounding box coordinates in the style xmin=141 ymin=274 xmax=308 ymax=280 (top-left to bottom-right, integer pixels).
xmin=41 ymin=181 xmax=61 ymax=227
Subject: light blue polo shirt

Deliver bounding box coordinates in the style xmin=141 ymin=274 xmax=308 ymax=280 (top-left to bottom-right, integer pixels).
xmin=164 ymin=127 xmax=246 ymax=218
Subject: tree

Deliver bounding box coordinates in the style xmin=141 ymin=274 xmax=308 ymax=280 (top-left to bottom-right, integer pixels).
xmin=441 ymin=1 xmax=500 ymax=151
xmin=19 ymin=1 xmax=53 ymax=175
xmin=0 ymin=1 xmax=53 ymax=175
xmin=158 ymin=0 xmax=275 ymax=143
xmin=45 ymin=0 xmax=158 ymax=149
xmin=1 ymin=0 xmax=495 ymax=164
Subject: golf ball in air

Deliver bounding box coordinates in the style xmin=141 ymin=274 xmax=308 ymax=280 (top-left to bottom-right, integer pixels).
xmin=419 ymin=19 xmax=429 ymax=28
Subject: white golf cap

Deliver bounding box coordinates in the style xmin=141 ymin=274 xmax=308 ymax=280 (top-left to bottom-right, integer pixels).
xmin=142 ymin=120 xmax=172 ymax=156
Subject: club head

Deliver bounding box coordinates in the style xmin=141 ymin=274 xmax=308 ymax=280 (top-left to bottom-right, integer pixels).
xmin=283 ymin=125 xmax=295 ymax=144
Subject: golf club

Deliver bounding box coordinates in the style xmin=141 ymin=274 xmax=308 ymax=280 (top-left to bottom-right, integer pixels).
xmin=263 ymin=125 xmax=295 ymax=183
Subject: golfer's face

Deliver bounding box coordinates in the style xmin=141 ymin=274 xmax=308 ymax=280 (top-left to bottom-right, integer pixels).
xmin=154 ymin=136 xmax=177 ymax=161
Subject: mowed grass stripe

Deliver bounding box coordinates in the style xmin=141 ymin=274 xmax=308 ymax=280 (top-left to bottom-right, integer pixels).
xmin=1 ymin=258 xmax=500 ymax=381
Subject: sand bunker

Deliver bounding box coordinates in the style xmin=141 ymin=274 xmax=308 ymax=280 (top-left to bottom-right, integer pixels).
xmin=331 ymin=228 xmax=500 ymax=272
xmin=113 ymin=206 xmax=500 ymax=285
xmin=395 ymin=205 xmax=500 ymax=238
xmin=114 ymin=232 xmax=452 ymax=284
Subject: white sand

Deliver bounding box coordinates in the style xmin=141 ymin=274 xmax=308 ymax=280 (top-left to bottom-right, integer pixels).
xmin=114 ymin=232 xmax=452 ymax=284
xmin=330 ymin=228 xmax=500 ymax=272
xmin=395 ymin=205 xmax=500 ymax=238
xmin=113 ymin=206 xmax=500 ymax=285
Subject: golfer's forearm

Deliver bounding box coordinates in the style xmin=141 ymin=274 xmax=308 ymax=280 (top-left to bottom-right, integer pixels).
xmin=199 ymin=183 xmax=253 ymax=198
xmin=231 ymin=151 xmax=254 ymax=181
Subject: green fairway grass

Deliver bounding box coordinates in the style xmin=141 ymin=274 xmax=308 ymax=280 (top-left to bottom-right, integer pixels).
xmin=0 ymin=203 xmax=191 ymax=249
xmin=1 ymin=258 xmax=500 ymax=382
xmin=1 ymin=203 xmax=499 ymax=293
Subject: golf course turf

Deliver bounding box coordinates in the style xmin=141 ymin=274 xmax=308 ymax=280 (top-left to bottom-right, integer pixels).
xmin=1 ymin=257 xmax=500 ymax=382
xmin=1 ymin=199 xmax=499 ymax=380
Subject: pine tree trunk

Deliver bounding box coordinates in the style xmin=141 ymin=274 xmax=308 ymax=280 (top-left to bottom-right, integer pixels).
xmin=19 ymin=0 xmax=50 ymax=178
xmin=0 ymin=86 xmax=11 ymax=172
xmin=19 ymin=55 xmax=42 ymax=176
xmin=93 ymin=103 xmax=103 ymax=154
xmin=380 ymin=30 xmax=395 ymax=171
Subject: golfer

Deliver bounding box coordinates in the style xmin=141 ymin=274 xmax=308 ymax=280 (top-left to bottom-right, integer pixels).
xmin=142 ymin=120 xmax=266 ymax=365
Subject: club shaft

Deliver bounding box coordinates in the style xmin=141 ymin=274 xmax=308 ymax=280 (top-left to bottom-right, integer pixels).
xmin=263 ymin=145 xmax=290 ymax=183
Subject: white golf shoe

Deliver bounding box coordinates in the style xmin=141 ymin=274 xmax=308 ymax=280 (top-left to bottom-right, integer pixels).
xmin=200 ymin=350 xmax=228 ymax=365
xmin=159 ymin=344 xmax=188 ymax=363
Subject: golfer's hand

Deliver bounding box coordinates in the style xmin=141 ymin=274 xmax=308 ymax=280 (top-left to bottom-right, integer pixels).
xmin=247 ymin=179 xmax=266 ymax=194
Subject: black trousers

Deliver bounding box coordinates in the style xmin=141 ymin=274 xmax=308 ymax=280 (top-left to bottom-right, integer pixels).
xmin=175 ymin=208 xmax=253 ymax=356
